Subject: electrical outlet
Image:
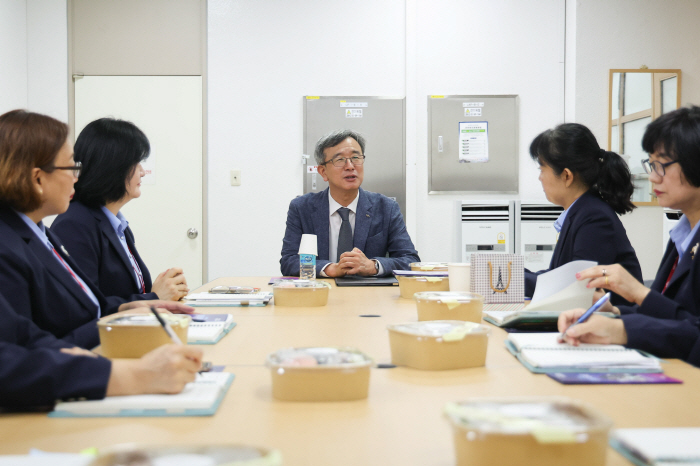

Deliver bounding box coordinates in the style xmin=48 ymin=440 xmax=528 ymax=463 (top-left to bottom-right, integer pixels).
xmin=230 ymin=169 xmax=241 ymax=186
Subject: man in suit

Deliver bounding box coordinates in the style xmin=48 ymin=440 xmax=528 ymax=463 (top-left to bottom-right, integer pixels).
xmin=280 ymin=130 xmax=419 ymax=277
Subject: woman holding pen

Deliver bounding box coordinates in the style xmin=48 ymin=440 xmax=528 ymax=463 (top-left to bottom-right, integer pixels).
xmin=559 ymin=106 xmax=700 ymax=367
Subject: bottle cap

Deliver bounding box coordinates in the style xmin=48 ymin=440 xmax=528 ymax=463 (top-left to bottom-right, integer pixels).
xmin=298 ymin=234 xmax=318 ymax=256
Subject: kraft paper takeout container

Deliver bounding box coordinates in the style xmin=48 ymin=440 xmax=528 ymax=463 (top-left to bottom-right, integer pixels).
xmin=397 ymin=275 xmax=450 ymax=298
xmin=266 ymin=347 xmax=372 ymax=401
xmin=444 ymin=397 xmax=612 ymax=466
xmin=387 ymin=321 xmax=489 ymax=370
xmin=414 ymin=291 xmax=484 ymax=322
xmin=272 ymin=280 xmax=330 ymax=307
xmin=410 ymin=262 xmax=449 ymax=272
xmin=97 ymin=313 xmax=190 ymax=359
xmin=88 ymin=443 xmax=282 ymax=466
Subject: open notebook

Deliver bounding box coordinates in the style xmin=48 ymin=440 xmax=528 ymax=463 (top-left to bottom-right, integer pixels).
xmin=610 ymin=428 xmax=700 ymax=466
xmin=505 ymin=333 xmax=661 ymax=373
xmin=184 ymin=292 xmax=273 ymax=307
xmin=49 ymin=372 xmax=234 ymax=418
xmin=188 ymin=314 xmax=236 ymax=344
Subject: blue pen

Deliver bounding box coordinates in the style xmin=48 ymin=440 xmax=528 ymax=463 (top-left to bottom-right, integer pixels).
xmin=559 ymin=292 xmax=612 ymax=342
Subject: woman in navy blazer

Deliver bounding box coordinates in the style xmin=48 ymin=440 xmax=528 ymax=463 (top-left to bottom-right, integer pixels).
xmin=0 ymin=110 xmax=193 ymax=349
xmin=0 ymin=293 xmax=203 ymax=409
xmin=524 ymin=123 xmax=642 ymax=305
xmin=52 ymin=118 xmax=188 ymax=302
xmin=559 ymin=106 xmax=700 ymax=367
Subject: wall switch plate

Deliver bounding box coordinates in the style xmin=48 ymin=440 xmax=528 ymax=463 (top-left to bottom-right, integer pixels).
xmin=230 ymin=169 xmax=241 ymax=186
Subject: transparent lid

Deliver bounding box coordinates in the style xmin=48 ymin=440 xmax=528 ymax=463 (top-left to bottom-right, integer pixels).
xmin=444 ymin=397 xmax=612 ymax=440
xmin=98 ymin=314 xmax=190 ymax=328
xmin=266 ymin=347 xmax=372 ymax=368
xmin=410 ymin=262 xmax=449 ymax=270
xmin=414 ymin=291 xmax=484 ymax=303
xmin=388 ymin=321 xmax=488 ymax=340
xmin=272 ymin=280 xmax=330 ymax=289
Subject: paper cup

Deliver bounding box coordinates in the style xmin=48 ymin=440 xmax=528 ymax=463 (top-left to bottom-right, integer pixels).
xmin=448 ymin=263 xmax=471 ymax=292
xmin=298 ymin=234 xmax=318 ymax=256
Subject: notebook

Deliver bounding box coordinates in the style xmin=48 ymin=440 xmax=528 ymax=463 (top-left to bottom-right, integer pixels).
xmin=48 ymin=372 xmax=234 ymax=418
xmin=505 ymin=333 xmax=662 ymax=373
xmin=484 ymin=309 xmax=617 ymax=331
xmin=610 ymin=428 xmax=700 ymax=466
xmin=184 ymin=292 xmax=273 ymax=306
xmin=188 ymin=314 xmax=236 ymax=344
xmin=524 ymin=260 xmax=597 ymax=311
xmin=335 ymin=276 xmax=398 ymax=286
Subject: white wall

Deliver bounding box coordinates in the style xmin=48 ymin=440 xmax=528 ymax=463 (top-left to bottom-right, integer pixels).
xmin=207 ymin=0 xmax=407 ymax=278
xmin=573 ymin=0 xmax=700 ymax=280
xmin=0 ymin=0 xmax=28 ymax=113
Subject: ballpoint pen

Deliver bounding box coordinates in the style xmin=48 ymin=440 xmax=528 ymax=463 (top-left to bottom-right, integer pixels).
xmin=559 ymin=292 xmax=612 ymax=342
xmin=150 ymin=306 xmax=212 ymax=372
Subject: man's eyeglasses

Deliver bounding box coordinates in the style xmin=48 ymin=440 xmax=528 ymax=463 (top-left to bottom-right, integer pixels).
xmin=322 ymin=154 xmax=366 ymax=168
xmin=42 ymin=161 xmax=82 ymax=178
xmin=642 ymin=158 xmax=678 ymax=177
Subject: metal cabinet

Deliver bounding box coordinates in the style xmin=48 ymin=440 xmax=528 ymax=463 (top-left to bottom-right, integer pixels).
xmin=303 ymin=96 xmax=406 ymax=217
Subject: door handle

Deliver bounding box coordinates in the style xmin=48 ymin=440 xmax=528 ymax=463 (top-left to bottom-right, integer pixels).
xmin=187 ymin=228 xmax=198 ymax=239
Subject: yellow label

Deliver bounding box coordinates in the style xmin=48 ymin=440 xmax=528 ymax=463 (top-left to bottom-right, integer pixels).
xmin=497 ymin=232 xmax=506 ymax=244
xmin=430 ymin=95 xmax=445 ymax=99
xmin=531 ymin=427 xmax=578 ymax=444
xmin=420 ymin=266 xmax=435 ymax=271
xmin=425 ymin=277 xmax=443 ymax=283
xmin=441 ymin=298 xmax=460 ymax=310
xmin=306 ymin=96 xmax=320 ymax=100
xmin=340 ymin=100 xmax=346 ymax=103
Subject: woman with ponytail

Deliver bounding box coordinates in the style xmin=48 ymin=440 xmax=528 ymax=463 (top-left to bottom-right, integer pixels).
xmin=525 ymin=123 xmax=643 ymax=305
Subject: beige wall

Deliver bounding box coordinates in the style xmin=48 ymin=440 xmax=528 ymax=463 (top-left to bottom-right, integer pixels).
xmin=574 ymin=0 xmax=700 ymax=280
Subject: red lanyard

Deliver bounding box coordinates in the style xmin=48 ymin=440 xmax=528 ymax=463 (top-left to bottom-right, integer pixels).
xmin=52 ymin=247 xmax=88 ymax=293
xmin=126 ymin=245 xmax=146 ymax=293
xmin=662 ymin=256 xmax=679 ymax=294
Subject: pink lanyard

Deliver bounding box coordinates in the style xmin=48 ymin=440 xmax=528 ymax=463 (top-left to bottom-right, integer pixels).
xmin=52 ymin=247 xmax=88 ymax=293
xmin=126 ymin=245 xmax=146 ymax=293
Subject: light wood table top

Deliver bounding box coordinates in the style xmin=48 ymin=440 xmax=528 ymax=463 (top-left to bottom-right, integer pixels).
xmin=2 ymin=277 xmax=700 ymax=465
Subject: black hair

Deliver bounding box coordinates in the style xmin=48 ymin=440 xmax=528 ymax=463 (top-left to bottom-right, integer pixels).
xmin=642 ymin=105 xmax=700 ymax=187
xmin=529 ymin=123 xmax=635 ymax=215
xmin=72 ymin=118 xmax=150 ymax=208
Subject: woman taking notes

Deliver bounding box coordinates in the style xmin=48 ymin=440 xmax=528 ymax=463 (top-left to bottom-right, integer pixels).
xmin=52 ymin=118 xmax=189 ymax=302
xmin=0 ymin=110 xmax=191 ymax=349
xmin=525 ymin=123 xmax=643 ymax=305
xmin=560 ymin=106 xmax=700 ymax=367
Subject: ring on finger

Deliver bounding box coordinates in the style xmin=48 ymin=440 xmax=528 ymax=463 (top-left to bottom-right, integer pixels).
xmin=605 ymin=276 xmax=609 ymax=286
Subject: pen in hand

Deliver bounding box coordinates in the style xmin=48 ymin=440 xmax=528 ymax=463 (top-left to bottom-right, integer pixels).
xmin=558 ymin=292 xmax=612 ymax=343
xmin=150 ymin=306 xmax=183 ymax=345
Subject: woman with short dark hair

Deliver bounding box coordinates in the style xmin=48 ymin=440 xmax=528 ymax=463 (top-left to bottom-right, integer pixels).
xmin=0 ymin=110 xmax=192 ymax=349
xmin=560 ymin=106 xmax=700 ymax=367
xmin=525 ymin=123 xmax=643 ymax=305
xmin=52 ymin=118 xmax=188 ymax=302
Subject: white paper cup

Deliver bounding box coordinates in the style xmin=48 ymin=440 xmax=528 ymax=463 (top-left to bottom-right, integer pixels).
xmin=448 ymin=263 xmax=471 ymax=292
xmin=298 ymin=234 xmax=318 ymax=256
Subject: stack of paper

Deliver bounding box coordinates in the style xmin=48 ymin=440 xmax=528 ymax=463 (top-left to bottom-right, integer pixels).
xmin=188 ymin=314 xmax=236 ymax=344
xmin=611 ymin=428 xmax=700 ymax=466
xmin=184 ymin=292 xmax=273 ymax=307
xmin=525 ymin=260 xmax=597 ymax=311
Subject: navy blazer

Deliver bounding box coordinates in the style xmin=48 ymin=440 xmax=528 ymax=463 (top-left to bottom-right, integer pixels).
xmin=0 ymin=294 xmax=111 ymax=409
xmin=524 ymin=191 xmax=643 ymax=305
xmin=0 ymin=207 xmax=124 ymax=349
xmin=619 ymin=226 xmax=700 ymax=366
xmin=52 ymin=202 xmax=158 ymax=302
xmin=280 ymin=188 xmax=420 ymax=276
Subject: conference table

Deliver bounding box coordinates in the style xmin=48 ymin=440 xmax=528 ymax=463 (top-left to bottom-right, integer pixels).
xmin=1 ymin=277 xmax=700 ymax=465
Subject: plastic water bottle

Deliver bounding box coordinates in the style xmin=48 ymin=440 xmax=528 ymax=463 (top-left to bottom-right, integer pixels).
xmin=299 ymin=253 xmax=316 ymax=281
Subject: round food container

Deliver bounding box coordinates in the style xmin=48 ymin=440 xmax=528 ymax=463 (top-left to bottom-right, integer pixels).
xmin=266 ymin=347 xmax=372 ymax=401
xmin=444 ymin=397 xmax=612 ymax=466
xmin=387 ymin=321 xmax=489 ymax=370
xmin=88 ymin=444 xmax=282 ymax=466
xmin=98 ymin=313 xmax=190 ymax=359
xmin=272 ymin=280 xmax=330 ymax=307
xmin=397 ymin=275 xmax=449 ymax=298
xmin=414 ymin=291 xmax=484 ymax=322
xmin=410 ymin=262 xmax=449 ymax=272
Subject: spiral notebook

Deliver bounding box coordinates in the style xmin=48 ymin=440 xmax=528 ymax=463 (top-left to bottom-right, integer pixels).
xmin=48 ymin=372 xmax=234 ymax=418
xmin=610 ymin=428 xmax=700 ymax=466
xmin=188 ymin=314 xmax=236 ymax=344
xmin=505 ymin=333 xmax=661 ymax=373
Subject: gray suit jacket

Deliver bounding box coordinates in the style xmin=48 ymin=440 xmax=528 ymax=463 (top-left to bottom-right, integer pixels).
xmin=280 ymin=188 xmax=419 ymax=276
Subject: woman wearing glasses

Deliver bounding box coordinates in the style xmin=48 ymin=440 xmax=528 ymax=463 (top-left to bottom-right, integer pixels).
xmin=52 ymin=118 xmax=189 ymax=302
xmin=525 ymin=123 xmax=643 ymax=305
xmin=560 ymin=106 xmax=700 ymax=366
xmin=0 ymin=110 xmax=192 ymax=349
